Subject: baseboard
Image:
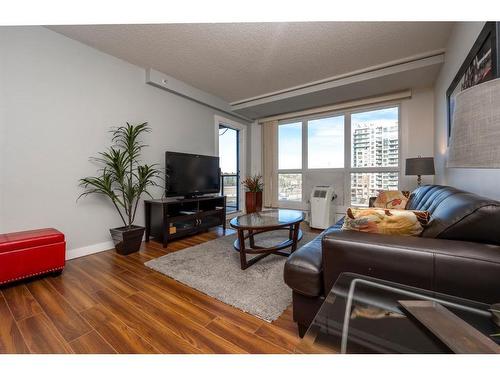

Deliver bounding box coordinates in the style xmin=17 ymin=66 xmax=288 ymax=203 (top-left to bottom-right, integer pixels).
xmin=66 ymin=241 xmax=115 ymax=260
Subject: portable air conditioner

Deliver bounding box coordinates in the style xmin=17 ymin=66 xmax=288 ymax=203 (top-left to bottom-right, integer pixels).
xmin=310 ymin=185 xmax=337 ymax=229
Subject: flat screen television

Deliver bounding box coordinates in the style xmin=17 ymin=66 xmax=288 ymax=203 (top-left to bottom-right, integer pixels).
xmin=165 ymin=151 xmax=220 ymax=198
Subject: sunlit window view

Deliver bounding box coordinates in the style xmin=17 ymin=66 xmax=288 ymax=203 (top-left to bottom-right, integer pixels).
xmin=278 ymin=173 xmax=302 ymax=201
xmin=278 ymin=122 xmax=302 ymax=201
xmin=351 ymin=107 xmax=399 ymax=168
xmin=308 ymin=115 xmax=344 ymax=168
xmin=350 ymin=172 xmax=399 ymax=206
xmin=278 ymin=122 xmax=302 ymax=169
xmin=351 ymin=107 xmax=399 ymax=206
xmin=219 ymin=125 xmax=239 ymax=212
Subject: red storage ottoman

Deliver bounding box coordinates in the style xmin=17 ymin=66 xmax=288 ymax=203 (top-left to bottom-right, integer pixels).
xmin=0 ymin=228 xmax=66 ymax=285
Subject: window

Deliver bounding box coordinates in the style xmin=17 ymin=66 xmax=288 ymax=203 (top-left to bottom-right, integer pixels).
xmin=278 ymin=122 xmax=302 ymax=169
xmin=278 ymin=122 xmax=303 ymax=201
xmin=308 ymin=115 xmax=344 ymax=168
xmin=350 ymin=107 xmax=399 ymax=206
xmin=275 ymin=105 xmax=400 ymax=207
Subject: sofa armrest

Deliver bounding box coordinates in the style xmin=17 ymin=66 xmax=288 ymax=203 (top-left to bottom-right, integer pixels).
xmin=284 ymin=222 xmax=345 ymax=298
xmin=321 ymin=230 xmax=500 ymax=304
xmin=284 ymin=235 xmax=323 ymax=297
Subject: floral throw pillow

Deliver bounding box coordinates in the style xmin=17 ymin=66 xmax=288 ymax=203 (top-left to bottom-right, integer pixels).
xmin=342 ymin=207 xmax=430 ymax=237
xmin=373 ymin=190 xmax=411 ymax=209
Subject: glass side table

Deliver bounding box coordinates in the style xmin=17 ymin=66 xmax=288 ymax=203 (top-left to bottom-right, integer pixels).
xmin=297 ymin=273 xmax=500 ymax=354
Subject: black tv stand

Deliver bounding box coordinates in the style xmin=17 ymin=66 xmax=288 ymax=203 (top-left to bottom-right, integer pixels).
xmin=176 ymin=195 xmax=201 ymax=201
xmin=144 ymin=195 xmax=226 ymax=248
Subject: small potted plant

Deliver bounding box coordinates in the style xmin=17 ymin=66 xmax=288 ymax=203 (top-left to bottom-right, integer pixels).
xmin=79 ymin=122 xmax=161 ymax=255
xmin=242 ymin=175 xmax=264 ymax=213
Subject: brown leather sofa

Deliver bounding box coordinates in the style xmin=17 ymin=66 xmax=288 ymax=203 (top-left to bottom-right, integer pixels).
xmin=284 ymin=185 xmax=500 ymax=337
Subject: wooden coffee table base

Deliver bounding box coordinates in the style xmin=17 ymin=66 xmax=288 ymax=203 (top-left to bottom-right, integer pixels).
xmin=233 ymin=224 xmax=303 ymax=270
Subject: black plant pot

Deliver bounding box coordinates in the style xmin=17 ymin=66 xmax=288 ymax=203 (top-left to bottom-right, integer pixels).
xmin=109 ymin=225 xmax=145 ymax=255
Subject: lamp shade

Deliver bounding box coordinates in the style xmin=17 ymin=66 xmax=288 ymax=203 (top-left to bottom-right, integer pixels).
xmin=406 ymin=157 xmax=435 ymax=176
xmin=448 ymin=78 xmax=500 ymax=168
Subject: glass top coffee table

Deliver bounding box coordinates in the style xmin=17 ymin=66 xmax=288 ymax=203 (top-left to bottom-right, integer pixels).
xmin=229 ymin=209 xmax=304 ymax=270
xmin=298 ymin=273 xmax=500 ymax=354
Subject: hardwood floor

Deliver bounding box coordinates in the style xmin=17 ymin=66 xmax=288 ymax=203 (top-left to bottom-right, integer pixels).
xmin=0 ymin=227 xmax=311 ymax=354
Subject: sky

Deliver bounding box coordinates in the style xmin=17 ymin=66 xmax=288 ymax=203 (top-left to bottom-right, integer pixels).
xmin=279 ymin=122 xmax=302 ymax=169
xmin=352 ymin=107 xmax=398 ymax=124
xmin=219 ymin=126 xmax=238 ymax=174
xmin=308 ymin=115 xmax=344 ymax=168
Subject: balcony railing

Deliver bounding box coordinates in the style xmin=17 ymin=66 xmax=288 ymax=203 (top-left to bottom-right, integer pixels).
xmin=220 ymin=174 xmax=239 ymax=213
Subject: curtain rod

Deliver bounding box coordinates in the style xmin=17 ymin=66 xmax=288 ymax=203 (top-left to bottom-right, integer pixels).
xmin=257 ymin=90 xmax=412 ymax=124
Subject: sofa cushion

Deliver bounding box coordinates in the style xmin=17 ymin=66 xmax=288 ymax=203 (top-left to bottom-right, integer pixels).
xmin=407 ymin=185 xmax=461 ymax=212
xmin=373 ymin=190 xmax=411 ymax=209
xmin=342 ymin=207 xmax=429 ymax=236
xmin=407 ymin=185 xmax=500 ymax=245
xmin=422 ymin=193 xmax=500 ymax=244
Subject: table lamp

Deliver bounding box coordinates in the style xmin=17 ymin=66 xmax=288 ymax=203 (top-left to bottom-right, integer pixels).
xmin=406 ymin=157 xmax=435 ymax=187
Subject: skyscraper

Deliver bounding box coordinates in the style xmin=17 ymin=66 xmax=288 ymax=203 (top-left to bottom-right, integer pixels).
xmin=351 ymin=120 xmax=399 ymax=206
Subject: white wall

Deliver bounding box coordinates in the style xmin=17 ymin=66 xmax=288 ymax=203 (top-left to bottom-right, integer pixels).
xmin=434 ymin=22 xmax=500 ymax=200
xmin=0 ymin=26 xmax=247 ymax=258
xmin=400 ymin=87 xmax=435 ymax=190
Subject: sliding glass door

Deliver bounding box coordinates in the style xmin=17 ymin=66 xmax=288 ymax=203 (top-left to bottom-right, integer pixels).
xmin=219 ymin=125 xmax=240 ymax=213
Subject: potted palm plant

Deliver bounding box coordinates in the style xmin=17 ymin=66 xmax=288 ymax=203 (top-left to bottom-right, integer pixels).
xmin=242 ymin=175 xmax=264 ymax=213
xmin=79 ymin=122 xmax=161 ymax=255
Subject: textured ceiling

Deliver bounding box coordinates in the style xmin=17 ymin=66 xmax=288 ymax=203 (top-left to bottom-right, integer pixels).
xmin=48 ymin=22 xmax=453 ymax=102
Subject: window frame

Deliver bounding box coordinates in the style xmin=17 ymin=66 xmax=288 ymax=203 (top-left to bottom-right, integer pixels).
xmin=218 ymin=125 xmax=240 ymax=213
xmin=214 ymin=115 xmax=247 ymax=216
xmin=275 ymin=103 xmax=402 ymax=208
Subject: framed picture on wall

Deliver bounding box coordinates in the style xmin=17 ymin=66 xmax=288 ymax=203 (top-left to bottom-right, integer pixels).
xmin=446 ymin=22 xmax=500 ymax=140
